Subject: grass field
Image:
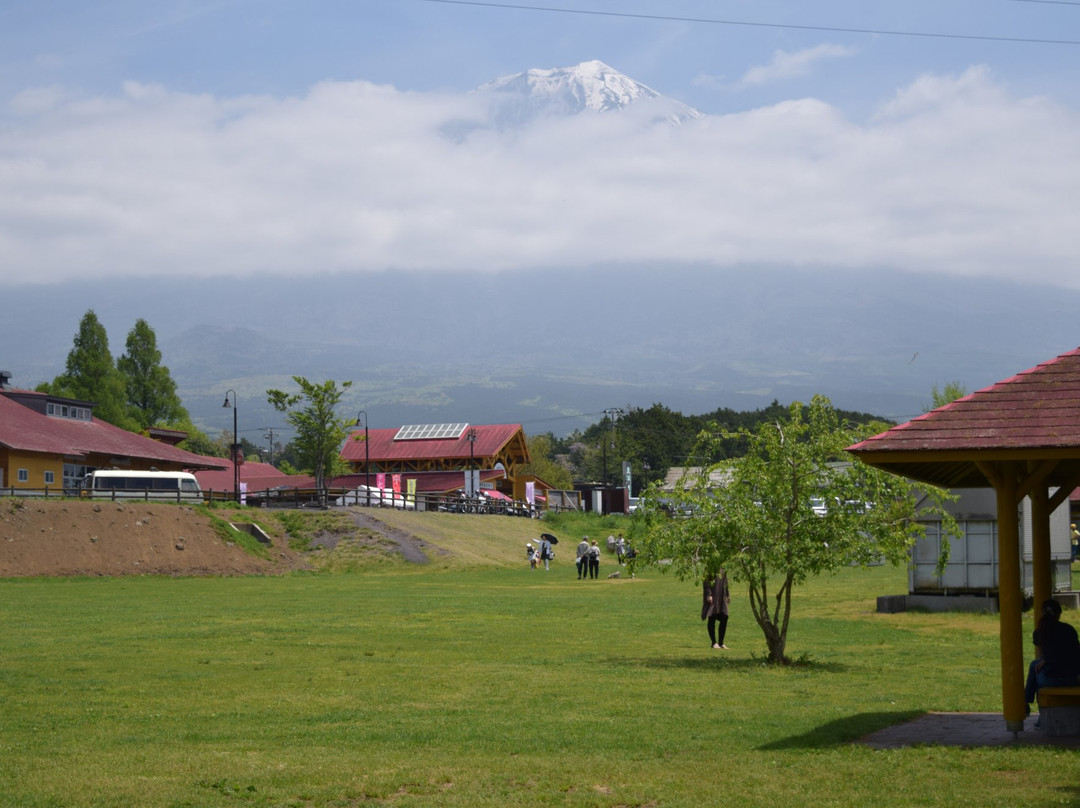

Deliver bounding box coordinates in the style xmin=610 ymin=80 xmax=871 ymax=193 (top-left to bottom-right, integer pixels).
xmin=1 ymin=511 xmax=1078 ymax=807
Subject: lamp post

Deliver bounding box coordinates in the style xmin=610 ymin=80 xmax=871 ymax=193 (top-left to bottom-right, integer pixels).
xmin=222 ymin=390 xmax=239 ymax=503
xmin=355 ymin=411 xmax=370 ymax=506
xmin=466 ymin=428 xmax=477 ymax=498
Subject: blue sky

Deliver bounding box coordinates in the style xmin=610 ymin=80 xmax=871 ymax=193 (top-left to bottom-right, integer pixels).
xmin=2 ymin=0 xmax=1080 ymax=287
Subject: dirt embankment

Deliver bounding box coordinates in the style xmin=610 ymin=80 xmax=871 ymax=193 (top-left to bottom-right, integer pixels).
xmin=0 ymin=499 xmax=305 ymax=578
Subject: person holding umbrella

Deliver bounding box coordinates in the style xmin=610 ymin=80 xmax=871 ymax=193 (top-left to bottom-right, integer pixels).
xmin=539 ymin=533 xmax=557 ymax=571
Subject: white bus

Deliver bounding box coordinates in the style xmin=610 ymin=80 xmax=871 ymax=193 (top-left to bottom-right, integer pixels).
xmin=82 ymin=470 xmax=204 ymax=502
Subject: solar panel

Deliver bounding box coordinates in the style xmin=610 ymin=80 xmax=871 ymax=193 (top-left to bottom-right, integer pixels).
xmin=394 ymin=423 xmax=469 ymax=441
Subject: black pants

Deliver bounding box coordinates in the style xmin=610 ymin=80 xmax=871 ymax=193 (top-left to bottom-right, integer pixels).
xmin=707 ymin=614 xmax=729 ymax=646
xmin=588 ymin=557 xmax=599 ymax=578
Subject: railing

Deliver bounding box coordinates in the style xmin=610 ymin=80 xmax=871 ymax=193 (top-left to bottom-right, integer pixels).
xmin=2 ymin=486 xmax=549 ymax=516
xmin=1 ymin=486 xmax=200 ymax=504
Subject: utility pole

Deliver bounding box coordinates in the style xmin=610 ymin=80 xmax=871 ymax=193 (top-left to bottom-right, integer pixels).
xmin=262 ymin=427 xmax=279 ymax=466
xmin=602 ymin=407 xmax=624 ymax=486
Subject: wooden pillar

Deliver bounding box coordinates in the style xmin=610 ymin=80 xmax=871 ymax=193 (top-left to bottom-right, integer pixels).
xmin=1030 ymin=486 xmax=1053 ymax=613
xmin=996 ymin=470 xmax=1026 ymax=732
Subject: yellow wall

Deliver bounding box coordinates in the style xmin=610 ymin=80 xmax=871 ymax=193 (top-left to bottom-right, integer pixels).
xmin=1 ymin=450 xmax=63 ymax=490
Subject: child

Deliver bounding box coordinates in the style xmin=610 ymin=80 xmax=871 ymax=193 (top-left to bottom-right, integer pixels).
xmin=526 ymin=543 xmax=537 ymax=570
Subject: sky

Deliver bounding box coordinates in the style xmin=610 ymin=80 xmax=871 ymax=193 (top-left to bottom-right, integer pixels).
xmin=2 ymin=0 xmax=1080 ymax=288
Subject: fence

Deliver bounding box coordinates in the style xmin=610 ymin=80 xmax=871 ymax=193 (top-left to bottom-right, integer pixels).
xmin=3 ymin=486 xmax=555 ymax=517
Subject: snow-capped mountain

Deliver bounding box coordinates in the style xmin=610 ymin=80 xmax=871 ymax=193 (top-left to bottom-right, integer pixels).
xmin=473 ymin=60 xmax=703 ymax=126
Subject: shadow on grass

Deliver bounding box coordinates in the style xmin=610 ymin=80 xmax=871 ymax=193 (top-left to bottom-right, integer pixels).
xmin=756 ymin=711 xmax=923 ymax=750
xmin=628 ymin=656 xmax=852 ymax=674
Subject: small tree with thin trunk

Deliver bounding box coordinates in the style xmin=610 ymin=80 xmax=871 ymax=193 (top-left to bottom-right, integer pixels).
xmin=632 ymin=395 xmax=956 ymax=663
xmin=267 ymin=377 xmax=352 ymax=499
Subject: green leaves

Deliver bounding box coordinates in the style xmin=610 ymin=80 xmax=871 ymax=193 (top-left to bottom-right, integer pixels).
xmin=266 ymin=376 xmax=353 ymax=492
xmin=633 ymin=394 xmax=956 ymax=663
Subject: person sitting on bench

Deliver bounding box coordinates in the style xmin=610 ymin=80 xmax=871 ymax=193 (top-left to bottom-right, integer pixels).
xmin=1025 ymin=598 xmax=1080 ymax=713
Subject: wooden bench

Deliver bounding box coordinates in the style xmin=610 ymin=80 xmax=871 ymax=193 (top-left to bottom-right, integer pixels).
xmin=1037 ymin=686 xmax=1080 ymax=736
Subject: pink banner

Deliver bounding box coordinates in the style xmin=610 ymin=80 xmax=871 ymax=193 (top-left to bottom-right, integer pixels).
xmin=376 ymin=473 xmax=386 ymax=490
xmin=392 ymin=474 xmax=402 ymax=494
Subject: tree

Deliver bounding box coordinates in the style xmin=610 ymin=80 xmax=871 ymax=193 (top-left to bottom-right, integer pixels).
xmin=518 ymin=434 xmax=574 ymax=489
xmin=117 ymin=319 xmax=189 ymax=430
xmin=266 ymin=377 xmax=353 ymax=495
xmin=37 ymin=310 xmax=137 ymax=430
xmin=928 ymin=381 xmax=968 ymax=411
xmin=632 ymin=395 xmax=956 ymax=664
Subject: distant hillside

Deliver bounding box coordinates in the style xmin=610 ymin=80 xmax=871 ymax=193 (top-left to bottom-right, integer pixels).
xmin=3 ymin=264 xmax=1077 ymax=439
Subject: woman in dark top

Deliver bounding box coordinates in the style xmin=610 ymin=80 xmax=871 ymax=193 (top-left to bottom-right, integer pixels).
xmin=701 ymin=569 xmax=731 ymax=650
xmin=1024 ymin=598 xmax=1080 ymax=708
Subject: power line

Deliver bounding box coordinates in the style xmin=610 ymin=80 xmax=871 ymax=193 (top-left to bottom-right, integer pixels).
xmin=416 ymin=0 xmax=1080 ymax=45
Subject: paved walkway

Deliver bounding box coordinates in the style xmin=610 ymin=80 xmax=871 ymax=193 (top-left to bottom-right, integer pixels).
xmin=859 ymin=712 xmax=1080 ymax=749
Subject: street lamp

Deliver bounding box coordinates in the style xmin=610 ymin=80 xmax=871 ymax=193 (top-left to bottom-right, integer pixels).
xmin=466 ymin=428 xmax=477 ymax=498
xmin=355 ymin=411 xmax=370 ymax=506
xmin=222 ymin=390 xmax=239 ymax=503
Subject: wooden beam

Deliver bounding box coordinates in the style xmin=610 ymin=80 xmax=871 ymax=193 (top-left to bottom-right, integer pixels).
xmin=994 ymin=467 xmax=1026 ymax=733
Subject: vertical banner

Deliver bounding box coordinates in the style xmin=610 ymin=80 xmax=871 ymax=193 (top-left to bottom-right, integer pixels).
xmin=525 ymin=481 xmax=535 ymax=505
xmin=377 ymin=472 xmax=386 ymax=491
xmin=406 ymin=477 xmax=416 ymax=506
xmin=392 ymin=474 xmax=401 ymax=495
xmin=240 ymin=481 xmax=248 ymax=506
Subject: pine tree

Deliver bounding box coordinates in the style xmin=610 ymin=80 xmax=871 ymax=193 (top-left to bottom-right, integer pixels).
xmin=117 ymin=319 xmax=189 ymax=430
xmin=38 ymin=310 xmax=136 ymax=430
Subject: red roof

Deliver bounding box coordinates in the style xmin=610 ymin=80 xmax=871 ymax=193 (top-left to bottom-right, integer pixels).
xmin=0 ymin=390 xmax=224 ymax=470
xmin=194 ymin=459 xmax=302 ymax=493
xmin=340 ymin=423 xmax=525 ymax=464
xmin=847 ymin=347 xmax=1080 ymax=488
xmin=850 ymin=348 xmax=1080 ymax=454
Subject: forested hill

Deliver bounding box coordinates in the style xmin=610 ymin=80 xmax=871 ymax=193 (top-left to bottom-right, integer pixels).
xmin=547 ymin=399 xmax=891 ymax=491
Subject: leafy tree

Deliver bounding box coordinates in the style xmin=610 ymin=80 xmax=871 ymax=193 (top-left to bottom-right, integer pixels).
xmin=518 ymin=434 xmax=574 ymax=489
xmin=117 ymin=318 xmax=189 ymax=430
xmin=927 ymin=381 xmax=968 ymax=411
xmin=266 ymin=377 xmax=353 ymax=494
xmin=631 ymin=395 xmax=956 ymax=664
xmin=37 ymin=310 xmax=137 ymax=430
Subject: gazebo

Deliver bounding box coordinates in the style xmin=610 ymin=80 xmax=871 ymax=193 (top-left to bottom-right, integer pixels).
xmin=847 ymin=347 xmax=1080 ymax=732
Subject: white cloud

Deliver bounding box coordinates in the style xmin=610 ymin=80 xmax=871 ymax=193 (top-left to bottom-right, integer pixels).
xmin=737 ymin=44 xmax=858 ymax=87
xmin=1 ymin=67 xmax=1078 ymax=289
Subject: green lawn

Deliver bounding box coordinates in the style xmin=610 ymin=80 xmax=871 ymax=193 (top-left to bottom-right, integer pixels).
xmin=1 ymin=556 xmax=1078 ymax=807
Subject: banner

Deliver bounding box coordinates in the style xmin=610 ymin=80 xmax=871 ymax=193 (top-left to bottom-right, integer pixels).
xmin=376 ymin=472 xmax=386 ymax=490
xmin=392 ymin=474 xmax=401 ymax=494
xmin=525 ymin=481 xmax=535 ymax=504
xmin=406 ymin=477 xmax=416 ymax=504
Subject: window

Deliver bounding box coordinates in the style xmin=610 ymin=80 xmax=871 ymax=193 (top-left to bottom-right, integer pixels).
xmin=17 ymin=469 xmax=29 ymax=482
xmin=46 ymin=402 xmax=92 ymax=422
xmin=44 ymin=471 xmax=55 ymax=485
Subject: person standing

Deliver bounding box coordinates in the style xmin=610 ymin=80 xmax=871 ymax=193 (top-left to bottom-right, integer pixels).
xmin=539 ymin=536 xmax=553 ymax=571
xmin=625 ymin=543 xmax=637 ymax=579
xmin=701 ymin=569 xmax=731 ymax=649
xmin=576 ymin=536 xmax=590 ymax=580
xmin=615 ymin=534 xmax=626 ymax=565
xmin=1071 ymin=523 xmax=1079 ymax=563
xmin=526 ymin=543 xmax=537 ymax=570
xmin=588 ymin=539 xmax=601 ymax=579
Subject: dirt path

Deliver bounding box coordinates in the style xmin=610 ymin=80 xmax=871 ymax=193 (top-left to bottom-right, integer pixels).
xmin=344 ymin=508 xmax=434 ymax=564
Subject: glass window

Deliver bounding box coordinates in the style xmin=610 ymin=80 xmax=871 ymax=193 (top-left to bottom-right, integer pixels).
xmin=44 ymin=471 xmax=55 ymax=484
xmin=17 ymin=469 xmax=29 ymax=482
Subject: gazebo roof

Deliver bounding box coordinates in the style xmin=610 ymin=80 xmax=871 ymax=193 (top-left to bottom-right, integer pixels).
xmin=846 ymin=347 xmax=1080 ymax=489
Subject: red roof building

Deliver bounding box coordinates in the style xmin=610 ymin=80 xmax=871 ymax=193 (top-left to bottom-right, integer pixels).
xmin=339 ymin=423 xmax=532 ymax=499
xmin=0 ymin=384 xmax=224 ymax=492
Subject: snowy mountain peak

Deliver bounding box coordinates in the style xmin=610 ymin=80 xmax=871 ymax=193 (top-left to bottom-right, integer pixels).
xmin=474 ymin=60 xmax=702 ymax=126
